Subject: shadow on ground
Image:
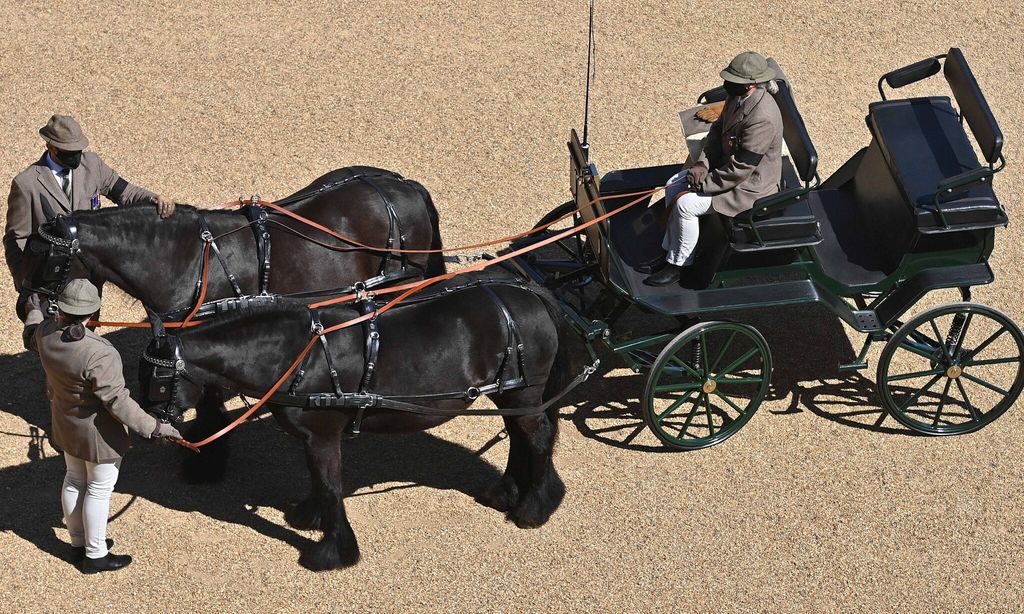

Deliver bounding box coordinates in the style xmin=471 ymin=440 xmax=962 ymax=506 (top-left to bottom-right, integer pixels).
xmin=558 ymin=302 xmax=920 ymax=451
xmin=0 ymin=328 xmax=504 ymax=568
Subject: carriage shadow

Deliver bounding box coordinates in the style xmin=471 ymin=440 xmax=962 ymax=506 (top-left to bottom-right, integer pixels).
xmin=0 ymin=328 xmax=504 ymax=567
xmin=558 ymin=302 xmax=921 ymax=451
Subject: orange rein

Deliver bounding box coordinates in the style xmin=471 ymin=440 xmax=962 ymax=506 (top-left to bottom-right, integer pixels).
xmin=177 ymin=187 xmax=663 ymax=450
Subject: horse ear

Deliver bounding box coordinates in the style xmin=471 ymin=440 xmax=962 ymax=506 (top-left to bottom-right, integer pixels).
xmin=145 ymin=306 xmax=166 ymax=337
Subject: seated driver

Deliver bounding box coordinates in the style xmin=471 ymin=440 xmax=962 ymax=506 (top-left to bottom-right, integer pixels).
xmin=643 ymin=51 xmax=784 ymax=286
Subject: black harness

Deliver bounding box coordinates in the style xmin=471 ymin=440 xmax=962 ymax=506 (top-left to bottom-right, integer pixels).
xmin=143 ymin=279 xmax=598 ymax=436
xmin=28 ymin=170 xmax=425 ymax=322
xmin=22 ymin=215 xmax=80 ymax=314
xmin=157 ymin=171 xmax=421 ymax=322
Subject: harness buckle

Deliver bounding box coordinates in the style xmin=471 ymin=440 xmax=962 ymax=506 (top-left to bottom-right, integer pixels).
xmin=200 ymin=230 xmax=213 ymax=242
xmin=312 ymin=321 xmax=324 ymax=334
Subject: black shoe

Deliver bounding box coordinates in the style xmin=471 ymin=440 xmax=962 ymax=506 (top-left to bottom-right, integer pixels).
xmin=633 ymin=257 xmax=667 ymax=274
xmin=81 ymin=552 xmax=132 ymax=574
xmin=643 ymin=264 xmax=682 ymax=286
xmin=72 ymin=539 xmax=114 ymax=564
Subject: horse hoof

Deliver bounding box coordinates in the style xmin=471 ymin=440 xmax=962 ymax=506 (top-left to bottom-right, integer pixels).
xmin=476 ymin=479 xmax=519 ymax=513
xmin=284 ymin=499 xmax=322 ymax=531
xmin=299 ymin=540 xmax=360 ymax=571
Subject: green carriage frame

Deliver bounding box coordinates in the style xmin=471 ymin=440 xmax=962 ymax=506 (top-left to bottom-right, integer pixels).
xmin=510 ymin=48 xmax=1024 ymax=449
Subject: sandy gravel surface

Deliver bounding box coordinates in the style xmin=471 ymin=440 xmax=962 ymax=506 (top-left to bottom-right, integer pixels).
xmin=1 ymin=1 xmax=1023 ymax=612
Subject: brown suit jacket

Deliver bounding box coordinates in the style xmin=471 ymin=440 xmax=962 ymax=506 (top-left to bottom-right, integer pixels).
xmin=33 ymin=319 xmax=159 ymax=462
xmin=3 ymin=151 xmax=157 ymax=288
xmin=696 ymin=87 xmax=784 ymax=217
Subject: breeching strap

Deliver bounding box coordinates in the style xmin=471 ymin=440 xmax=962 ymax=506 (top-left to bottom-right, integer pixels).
xmin=173 ymin=186 xmax=662 ymax=452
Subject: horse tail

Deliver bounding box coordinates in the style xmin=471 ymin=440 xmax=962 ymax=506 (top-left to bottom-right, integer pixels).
xmin=409 ymin=180 xmax=446 ymax=277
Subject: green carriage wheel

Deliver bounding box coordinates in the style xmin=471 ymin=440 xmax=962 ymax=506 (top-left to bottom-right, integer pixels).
xmin=642 ymin=322 xmax=772 ymax=450
xmin=878 ymin=303 xmax=1024 ymax=435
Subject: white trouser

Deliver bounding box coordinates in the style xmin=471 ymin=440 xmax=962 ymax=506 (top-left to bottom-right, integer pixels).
xmin=62 ymin=453 xmax=121 ymax=559
xmin=662 ymin=171 xmax=714 ymax=266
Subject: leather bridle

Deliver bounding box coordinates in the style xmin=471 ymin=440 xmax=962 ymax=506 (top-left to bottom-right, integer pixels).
xmin=21 ymin=216 xmax=80 ymax=310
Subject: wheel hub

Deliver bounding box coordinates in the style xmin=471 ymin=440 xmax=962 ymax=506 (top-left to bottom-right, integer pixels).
xmin=702 ymin=379 xmax=717 ymax=394
xmin=946 ymin=365 xmax=963 ymax=379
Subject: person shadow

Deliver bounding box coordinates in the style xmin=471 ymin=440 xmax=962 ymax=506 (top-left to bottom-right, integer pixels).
xmin=559 ymin=302 xmax=919 ymax=450
xmin=0 ymin=326 xmax=505 ymax=568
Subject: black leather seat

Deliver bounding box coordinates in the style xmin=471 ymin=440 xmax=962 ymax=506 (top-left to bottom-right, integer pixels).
xmin=726 ymin=156 xmax=818 ymax=248
xmin=867 ymin=96 xmax=1005 ymax=230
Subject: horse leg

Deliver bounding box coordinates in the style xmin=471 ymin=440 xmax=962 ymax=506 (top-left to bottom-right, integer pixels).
xmin=476 ymin=416 xmax=525 ymax=513
xmin=491 ymin=386 xmax=565 ymax=529
xmin=298 ymin=429 xmax=360 ymax=571
xmin=181 ymin=387 xmax=231 ymax=484
xmin=272 ymin=406 xmax=323 ymax=531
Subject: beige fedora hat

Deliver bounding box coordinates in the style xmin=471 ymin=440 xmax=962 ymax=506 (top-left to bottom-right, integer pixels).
xmin=39 ymin=114 xmax=90 ymax=151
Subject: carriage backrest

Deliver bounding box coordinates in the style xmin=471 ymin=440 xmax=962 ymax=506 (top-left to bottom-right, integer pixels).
xmin=766 ymin=59 xmax=818 ymax=184
xmin=568 ymin=129 xmax=609 ymax=277
xmin=943 ymin=47 xmax=1003 ymax=164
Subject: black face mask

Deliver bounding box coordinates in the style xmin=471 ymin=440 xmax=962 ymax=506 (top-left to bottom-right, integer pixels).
xmin=723 ymin=81 xmax=751 ymax=97
xmin=54 ymin=149 xmax=83 ymax=169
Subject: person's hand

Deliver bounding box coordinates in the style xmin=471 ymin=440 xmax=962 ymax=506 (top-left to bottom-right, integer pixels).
xmin=22 ymin=324 xmax=38 ymax=352
xmin=151 ymin=421 xmax=183 ymax=440
xmin=153 ymin=195 xmax=177 ymax=219
xmin=687 ymin=163 xmax=708 ymax=187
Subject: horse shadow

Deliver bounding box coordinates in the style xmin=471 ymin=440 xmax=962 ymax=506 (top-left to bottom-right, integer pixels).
xmin=559 ymin=302 xmax=920 ymax=450
xmin=0 ymin=327 xmax=505 ymax=567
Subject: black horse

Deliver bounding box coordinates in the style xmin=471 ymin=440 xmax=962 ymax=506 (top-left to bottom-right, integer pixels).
xmin=140 ymin=274 xmax=583 ymax=570
xmin=22 ymin=166 xmax=446 ymax=318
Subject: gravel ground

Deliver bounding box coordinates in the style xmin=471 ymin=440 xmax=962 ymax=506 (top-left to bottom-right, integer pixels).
xmin=1 ymin=1 xmax=1022 ymax=612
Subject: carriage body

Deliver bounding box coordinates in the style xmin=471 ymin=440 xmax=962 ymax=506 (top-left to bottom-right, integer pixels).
xmin=512 ymin=48 xmax=1022 ymax=449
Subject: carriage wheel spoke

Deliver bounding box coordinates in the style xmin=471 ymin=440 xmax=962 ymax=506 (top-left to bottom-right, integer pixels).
xmin=963 ymin=327 xmax=1008 ymax=361
xmin=717 ymin=348 xmax=759 ymax=378
xmin=898 ymin=373 xmax=943 ymax=412
xmin=712 ymin=389 xmax=745 ymax=417
xmin=715 ymin=376 xmax=763 ymax=385
xmin=897 ymin=340 xmax=943 ymax=361
xmin=709 ymin=331 xmax=737 ymax=373
xmin=700 ymin=332 xmax=710 ymax=375
xmin=656 ymin=389 xmax=697 ymax=423
xmin=702 ymin=393 xmax=715 ymax=437
xmin=668 ymin=356 xmax=703 ymax=381
xmin=954 ymin=378 xmax=981 ymax=421
xmin=928 ymin=319 xmax=952 ymax=363
xmin=962 ymin=356 xmax=1021 ymax=367
xmin=960 ymin=372 xmax=1009 ymax=397
xmin=932 ymin=378 xmax=953 ymax=427
xmin=886 ymin=367 xmax=945 ymax=383
xmin=676 ymin=395 xmax=703 ymax=438
xmin=654 ymin=382 xmax=703 ymax=393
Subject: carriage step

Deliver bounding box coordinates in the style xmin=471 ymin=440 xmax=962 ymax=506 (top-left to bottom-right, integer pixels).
xmin=837 ymin=359 xmax=868 ymax=372
xmin=626 ymin=350 xmax=658 ymax=370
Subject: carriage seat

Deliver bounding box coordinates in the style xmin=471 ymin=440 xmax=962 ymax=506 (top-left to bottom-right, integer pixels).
xmin=867 ymin=96 xmax=1005 ymax=231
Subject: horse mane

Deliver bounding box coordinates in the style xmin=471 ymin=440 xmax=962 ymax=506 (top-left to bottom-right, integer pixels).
xmin=178 ymin=298 xmax=358 ymax=338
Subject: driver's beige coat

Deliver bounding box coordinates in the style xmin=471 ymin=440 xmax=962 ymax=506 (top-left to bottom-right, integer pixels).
xmin=32 ymin=318 xmax=159 ymax=463
xmin=3 ymin=152 xmax=156 ymax=289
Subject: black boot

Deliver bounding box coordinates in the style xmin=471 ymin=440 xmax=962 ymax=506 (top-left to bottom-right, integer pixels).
xmin=72 ymin=539 xmax=114 ymax=564
xmin=81 ymin=551 xmax=132 ymax=574
xmin=633 ymin=256 xmax=667 ymax=274
xmin=643 ymin=263 xmax=682 ymax=286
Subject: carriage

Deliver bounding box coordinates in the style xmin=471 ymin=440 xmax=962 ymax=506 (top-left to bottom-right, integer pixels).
xmin=508 ymin=48 xmax=1023 ymax=450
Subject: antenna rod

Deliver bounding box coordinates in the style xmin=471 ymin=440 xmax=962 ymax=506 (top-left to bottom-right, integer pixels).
xmin=581 ymin=0 xmax=594 ymax=150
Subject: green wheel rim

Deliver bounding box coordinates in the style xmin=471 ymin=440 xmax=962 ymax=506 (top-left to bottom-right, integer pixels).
xmin=642 ymin=322 xmax=772 ymax=450
xmin=878 ymin=303 xmax=1024 ymax=435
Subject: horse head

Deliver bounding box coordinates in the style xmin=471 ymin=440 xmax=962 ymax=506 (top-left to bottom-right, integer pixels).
xmin=138 ymin=309 xmax=202 ymax=424
xmin=20 ymin=212 xmax=80 ymax=297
